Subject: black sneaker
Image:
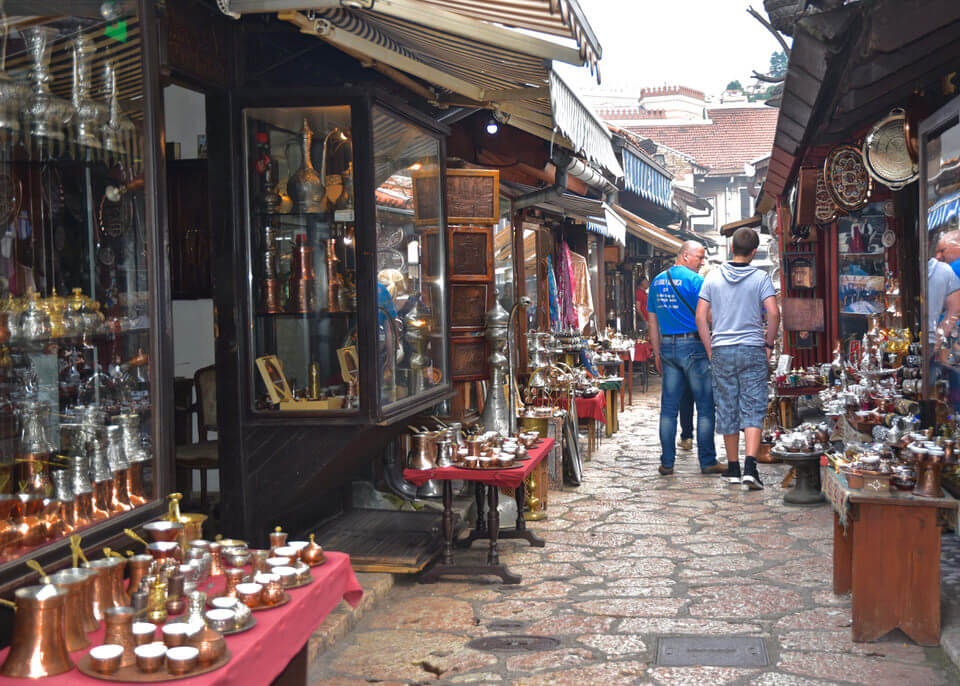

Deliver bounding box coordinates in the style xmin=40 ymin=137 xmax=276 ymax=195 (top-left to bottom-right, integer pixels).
xmin=722 ymin=462 xmax=741 ymax=484
xmin=742 ymin=463 xmax=764 ymax=490
xmin=658 ymin=465 xmax=674 ymax=476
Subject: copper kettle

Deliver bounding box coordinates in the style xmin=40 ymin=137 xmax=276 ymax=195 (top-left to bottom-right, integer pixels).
xmin=45 ymin=569 xmax=91 ymax=651
xmin=0 ymin=584 xmax=74 ymax=678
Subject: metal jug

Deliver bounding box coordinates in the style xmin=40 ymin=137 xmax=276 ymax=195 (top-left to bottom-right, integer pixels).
xmin=406 ymin=433 xmax=436 ymax=470
xmin=0 ymin=585 xmax=73 ymax=678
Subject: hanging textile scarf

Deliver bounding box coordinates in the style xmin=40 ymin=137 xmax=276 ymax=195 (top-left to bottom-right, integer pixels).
xmin=559 ymin=240 xmax=579 ymax=330
xmin=546 ymin=254 xmax=560 ymax=330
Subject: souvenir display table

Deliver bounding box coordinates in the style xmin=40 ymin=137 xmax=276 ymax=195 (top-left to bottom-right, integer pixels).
xmin=558 ymin=394 xmax=605 ymax=458
xmin=0 ymin=552 xmax=363 ymax=685
xmin=404 ymin=438 xmax=554 ymax=584
xmin=822 ymin=467 xmax=958 ymax=645
xmin=597 ymin=378 xmax=623 ymax=436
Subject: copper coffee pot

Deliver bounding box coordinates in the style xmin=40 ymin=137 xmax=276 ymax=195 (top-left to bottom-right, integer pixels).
xmin=87 ymin=557 xmax=126 ymax=621
xmin=90 ymin=480 xmax=112 ymax=521
xmin=45 ymin=569 xmax=91 ymax=651
xmin=48 ymin=566 xmax=98 ymax=633
xmin=126 ymin=553 xmax=153 ymax=598
xmin=103 ymin=606 xmax=137 ymax=667
xmin=0 ymin=584 xmax=74 ymax=678
xmin=0 ymin=494 xmax=22 ymax=559
xmin=13 ymin=494 xmax=45 ymax=548
xmin=915 ymin=447 xmax=945 ymax=499
xmin=39 ymin=497 xmax=67 ymax=541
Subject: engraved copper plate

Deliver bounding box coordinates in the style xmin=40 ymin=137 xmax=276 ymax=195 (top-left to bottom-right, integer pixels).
xmin=814 ymin=170 xmax=837 ymax=223
xmin=863 ymin=109 xmax=919 ymax=190
xmin=451 ymin=231 xmax=490 ymax=278
xmin=451 ymin=336 xmax=488 ymax=381
xmin=824 ymin=144 xmax=871 ymax=211
xmin=448 ymin=175 xmax=496 ymax=223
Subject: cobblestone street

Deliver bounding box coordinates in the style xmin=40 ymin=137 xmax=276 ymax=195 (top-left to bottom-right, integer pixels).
xmin=310 ymin=386 xmax=960 ymax=685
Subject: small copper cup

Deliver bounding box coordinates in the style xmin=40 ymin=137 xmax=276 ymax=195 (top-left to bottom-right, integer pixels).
xmin=262 ymin=576 xmax=284 ymax=605
xmin=161 ymin=623 xmax=190 ymax=648
xmin=165 ymin=646 xmax=198 ymax=676
xmin=249 ymin=549 xmax=270 ymax=575
xmin=135 ymin=643 xmax=166 ymax=673
xmin=132 ymin=622 xmax=156 ymax=646
xmin=223 ymin=568 xmax=247 ymax=598
xmin=236 ymin=583 xmax=262 ymax=608
xmin=89 ymin=644 xmax=124 ymax=675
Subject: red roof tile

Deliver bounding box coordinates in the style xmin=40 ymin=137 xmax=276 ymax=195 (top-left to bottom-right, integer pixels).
xmin=625 ymin=107 xmax=779 ymax=176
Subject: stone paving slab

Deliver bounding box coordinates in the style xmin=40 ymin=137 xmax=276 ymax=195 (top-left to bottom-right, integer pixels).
xmin=309 ymin=382 xmax=960 ymax=685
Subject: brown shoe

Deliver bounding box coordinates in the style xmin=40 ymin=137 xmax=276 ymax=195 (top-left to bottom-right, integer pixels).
xmin=658 ymin=465 xmax=674 ymax=476
xmin=700 ymin=462 xmax=727 ymax=475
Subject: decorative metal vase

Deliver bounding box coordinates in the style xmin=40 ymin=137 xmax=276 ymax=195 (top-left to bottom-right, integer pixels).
xmin=286 ymin=119 xmax=324 ymax=213
xmin=478 ymin=294 xmax=511 ymax=436
xmin=71 ymin=33 xmax=106 ymax=150
xmin=101 ymin=60 xmax=136 ymax=161
xmin=24 ymin=27 xmax=73 ymax=145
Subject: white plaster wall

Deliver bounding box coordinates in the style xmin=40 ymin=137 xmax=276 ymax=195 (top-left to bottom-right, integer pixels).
xmin=163 ymin=85 xmax=206 ymax=159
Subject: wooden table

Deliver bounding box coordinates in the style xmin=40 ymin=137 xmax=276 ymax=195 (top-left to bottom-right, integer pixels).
xmin=822 ymin=468 xmax=958 ymax=645
xmin=404 ymin=439 xmax=554 ymax=585
xmin=771 ymin=448 xmax=826 ymax=505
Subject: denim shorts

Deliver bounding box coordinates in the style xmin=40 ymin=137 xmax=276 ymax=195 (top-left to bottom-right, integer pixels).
xmin=711 ymin=345 xmax=768 ymax=434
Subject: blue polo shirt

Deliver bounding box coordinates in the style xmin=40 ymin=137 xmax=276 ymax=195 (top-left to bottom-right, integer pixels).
xmin=648 ymin=265 xmax=703 ymax=335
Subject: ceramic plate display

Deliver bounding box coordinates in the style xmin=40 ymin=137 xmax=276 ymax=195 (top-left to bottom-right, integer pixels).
xmin=76 ymin=649 xmax=231 ymax=682
xmin=862 ymin=109 xmax=919 ymax=190
xmin=824 ymin=144 xmax=871 ymax=211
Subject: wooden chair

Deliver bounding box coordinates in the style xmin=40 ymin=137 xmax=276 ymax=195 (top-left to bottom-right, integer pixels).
xmin=175 ymin=365 xmax=218 ymax=510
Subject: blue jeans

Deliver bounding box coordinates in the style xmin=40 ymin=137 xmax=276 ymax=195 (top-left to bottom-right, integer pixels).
xmin=679 ymin=387 xmax=694 ymax=440
xmin=660 ymin=337 xmax=717 ymax=468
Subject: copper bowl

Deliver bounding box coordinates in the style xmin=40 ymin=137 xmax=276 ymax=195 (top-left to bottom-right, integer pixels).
xmin=223 ymin=549 xmax=250 ymax=568
xmin=204 ymin=609 xmax=236 ymax=633
xmin=236 ymin=583 xmax=262 ymax=608
xmin=188 ymin=624 xmax=226 ymax=666
xmin=132 ymin=622 xmax=156 ymax=646
xmin=143 ymin=520 xmax=183 ymax=543
xmin=90 ymin=644 xmax=124 ymax=675
xmin=161 ymin=623 xmax=191 ymax=648
xmin=134 ymin=643 xmax=166 ymax=673
xmin=147 ymin=541 xmax=182 ymax=562
xmin=165 ymin=646 xmax=198 ymax=676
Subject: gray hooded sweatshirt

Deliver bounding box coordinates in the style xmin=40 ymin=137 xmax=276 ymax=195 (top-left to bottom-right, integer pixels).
xmin=699 ymin=263 xmax=776 ymax=348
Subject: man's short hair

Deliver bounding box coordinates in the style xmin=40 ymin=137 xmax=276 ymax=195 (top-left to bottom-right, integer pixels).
xmin=731 ymin=227 xmax=760 ymax=257
xmin=678 ymin=240 xmax=704 ymax=257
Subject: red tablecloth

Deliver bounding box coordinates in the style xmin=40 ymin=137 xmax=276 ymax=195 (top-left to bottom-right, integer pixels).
xmin=403 ymin=438 xmax=554 ymax=489
xmin=634 ymin=341 xmax=653 ymax=362
xmin=0 ymin=551 xmax=363 ymax=685
xmin=559 ymin=395 xmax=605 ymax=423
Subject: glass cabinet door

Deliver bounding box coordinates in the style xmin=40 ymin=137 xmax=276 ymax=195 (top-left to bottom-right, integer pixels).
xmin=243 ymin=106 xmax=359 ymax=413
xmin=923 ymin=106 xmax=960 ymax=407
xmin=0 ymin=9 xmax=157 ymax=560
xmin=372 ymin=108 xmax=447 ymax=409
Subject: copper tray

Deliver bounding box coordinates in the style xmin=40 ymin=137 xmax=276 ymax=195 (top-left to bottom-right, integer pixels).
xmin=221 ymin=614 xmax=257 ymax=636
xmin=209 ymin=591 xmax=290 ymax=611
xmin=285 ymin=575 xmax=314 ymax=590
xmin=76 ymin=649 xmax=231 ymax=682
xmin=306 ymin=557 xmax=326 ymax=568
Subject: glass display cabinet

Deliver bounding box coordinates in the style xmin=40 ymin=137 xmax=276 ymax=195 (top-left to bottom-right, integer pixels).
xmin=920 ymin=96 xmax=960 ymax=412
xmin=0 ymin=6 xmax=166 ymax=573
xmin=241 ymin=97 xmax=450 ymax=422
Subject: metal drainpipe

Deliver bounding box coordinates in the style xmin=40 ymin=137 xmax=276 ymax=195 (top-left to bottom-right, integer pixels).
xmin=510 ymin=164 xmax=569 ymax=213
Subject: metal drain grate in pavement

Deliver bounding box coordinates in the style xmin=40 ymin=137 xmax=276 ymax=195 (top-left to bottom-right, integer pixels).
xmin=467 ymin=635 xmax=560 ymax=652
xmin=656 ymin=637 xmax=768 ymax=667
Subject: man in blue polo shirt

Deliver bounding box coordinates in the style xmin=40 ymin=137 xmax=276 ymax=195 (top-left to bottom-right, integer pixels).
xmin=647 ymin=241 xmax=722 ymax=476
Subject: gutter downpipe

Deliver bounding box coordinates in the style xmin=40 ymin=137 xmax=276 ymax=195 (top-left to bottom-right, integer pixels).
xmin=510 ymin=162 xmax=569 ymax=213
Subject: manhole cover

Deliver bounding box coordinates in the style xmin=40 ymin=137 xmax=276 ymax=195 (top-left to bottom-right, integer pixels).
xmin=656 ymin=637 xmax=768 ymax=667
xmin=467 ymin=635 xmax=560 ymax=652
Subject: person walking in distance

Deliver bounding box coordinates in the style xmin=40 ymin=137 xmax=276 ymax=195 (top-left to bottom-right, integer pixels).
xmin=695 ymin=228 xmax=780 ymax=490
xmin=647 ymin=241 xmax=723 ymax=476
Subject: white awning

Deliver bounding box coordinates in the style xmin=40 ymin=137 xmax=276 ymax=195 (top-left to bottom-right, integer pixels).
xmin=613 ymin=204 xmax=682 ymax=254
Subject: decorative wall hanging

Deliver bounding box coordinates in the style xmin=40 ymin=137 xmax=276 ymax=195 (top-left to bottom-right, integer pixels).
xmin=815 ymin=170 xmax=838 ymax=223
xmin=824 ymin=144 xmax=872 ymax=211
xmin=785 ymin=253 xmax=816 ymax=290
xmin=782 ymin=297 xmax=825 ymax=332
xmin=862 ymin=108 xmax=919 ymax=190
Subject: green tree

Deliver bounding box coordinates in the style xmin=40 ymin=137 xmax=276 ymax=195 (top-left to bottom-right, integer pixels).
xmin=726 ymin=80 xmax=743 ymax=91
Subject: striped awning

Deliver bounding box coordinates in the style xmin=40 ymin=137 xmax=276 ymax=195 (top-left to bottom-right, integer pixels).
xmin=613 ymin=204 xmax=682 ymax=254
xmin=586 ymin=204 xmax=626 ymax=245
xmin=928 ymin=189 xmax=960 ymax=232
xmin=623 ymin=148 xmax=671 ymax=210
xmin=279 ymin=7 xmax=620 ymax=180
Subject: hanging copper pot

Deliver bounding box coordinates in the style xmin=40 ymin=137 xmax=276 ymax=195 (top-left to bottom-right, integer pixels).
xmin=45 ymin=569 xmax=91 ymax=651
xmin=0 ymin=584 xmax=74 ymax=678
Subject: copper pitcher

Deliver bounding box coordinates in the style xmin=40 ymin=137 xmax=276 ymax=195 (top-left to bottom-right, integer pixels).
xmin=40 ymin=497 xmax=67 ymax=542
xmin=125 ymin=461 xmax=148 ymax=507
xmin=49 ymin=566 xmax=98 ymax=633
xmin=915 ymin=449 xmax=945 ymax=499
xmin=103 ymin=606 xmax=137 ymax=667
xmin=90 ymin=479 xmax=113 ymax=521
xmin=0 ymin=584 xmax=74 ymax=678
xmin=46 ymin=569 xmax=91 ymax=651
xmin=13 ymin=494 xmax=45 ymax=548
xmin=126 ymin=554 xmax=153 ymax=598
xmin=87 ymin=557 xmax=125 ymax=621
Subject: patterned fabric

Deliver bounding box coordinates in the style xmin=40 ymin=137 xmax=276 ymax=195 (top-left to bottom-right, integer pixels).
xmin=711 ymin=345 xmax=768 ymax=434
xmin=558 ymin=240 xmax=579 ymax=330
xmin=547 ymin=254 xmax=559 ymax=330
xmin=568 ymin=250 xmax=594 ymax=331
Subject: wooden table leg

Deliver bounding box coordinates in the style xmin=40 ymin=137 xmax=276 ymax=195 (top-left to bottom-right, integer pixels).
xmin=455 ymin=482 xmax=487 ymax=549
xmin=605 ymin=390 xmax=614 ymax=438
xmin=851 ymin=503 xmax=941 ymax=645
xmin=627 ymin=358 xmax=633 ymax=405
xmin=833 ymin=511 xmax=852 ymax=595
xmin=619 ymin=362 xmax=625 ymax=413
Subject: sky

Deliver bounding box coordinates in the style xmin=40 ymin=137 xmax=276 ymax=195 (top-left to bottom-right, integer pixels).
xmin=554 ymin=0 xmax=789 ymax=99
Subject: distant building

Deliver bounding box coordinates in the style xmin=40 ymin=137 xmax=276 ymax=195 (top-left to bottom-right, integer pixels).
xmin=598 ymin=86 xmax=778 ymax=264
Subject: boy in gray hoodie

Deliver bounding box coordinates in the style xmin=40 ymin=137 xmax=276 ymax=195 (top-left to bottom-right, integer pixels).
xmin=695 ymin=228 xmax=780 ymax=490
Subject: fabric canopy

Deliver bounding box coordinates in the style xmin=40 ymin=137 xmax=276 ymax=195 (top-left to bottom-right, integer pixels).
xmin=613 ymin=204 xmax=682 ymax=254
xmin=623 ymin=147 xmax=672 ymax=210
